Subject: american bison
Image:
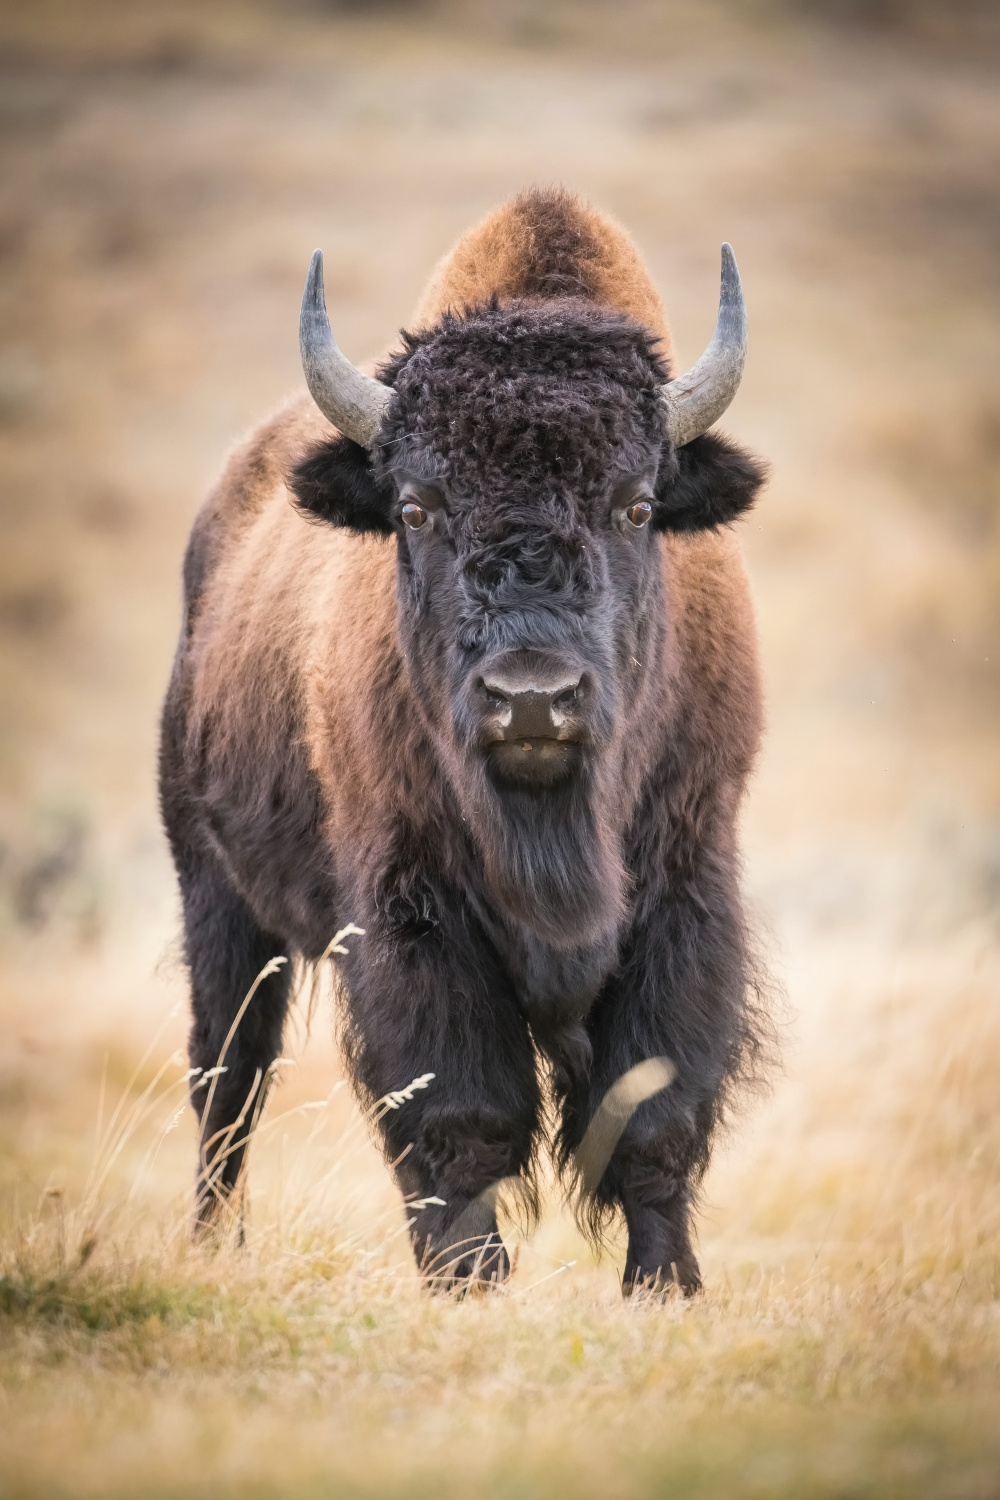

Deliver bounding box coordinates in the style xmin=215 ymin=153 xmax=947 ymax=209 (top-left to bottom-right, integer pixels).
xmin=160 ymin=188 xmax=768 ymax=1294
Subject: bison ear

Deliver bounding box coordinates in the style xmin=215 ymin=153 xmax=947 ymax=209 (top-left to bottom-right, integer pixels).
xmin=289 ymin=436 xmax=395 ymax=536
xmin=653 ymin=432 xmax=766 ymax=533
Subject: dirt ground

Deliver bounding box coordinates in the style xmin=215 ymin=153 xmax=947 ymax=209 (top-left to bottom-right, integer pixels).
xmin=1 ymin=2 xmax=998 ymax=1496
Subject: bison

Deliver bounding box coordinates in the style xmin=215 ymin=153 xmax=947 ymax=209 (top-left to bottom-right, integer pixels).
xmin=160 ymin=188 xmax=768 ymax=1295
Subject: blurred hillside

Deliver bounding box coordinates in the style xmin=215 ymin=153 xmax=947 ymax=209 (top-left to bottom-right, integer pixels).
xmin=0 ymin=0 xmax=997 ymax=1017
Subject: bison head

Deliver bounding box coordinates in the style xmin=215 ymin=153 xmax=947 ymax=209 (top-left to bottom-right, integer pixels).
xmin=291 ymin=256 xmax=763 ymax=972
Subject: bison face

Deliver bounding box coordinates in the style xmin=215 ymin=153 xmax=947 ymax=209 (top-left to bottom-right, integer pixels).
xmin=292 ymin=300 xmax=763 ymax=947
xmin=389 ymin=456 xmax=658 ymax=796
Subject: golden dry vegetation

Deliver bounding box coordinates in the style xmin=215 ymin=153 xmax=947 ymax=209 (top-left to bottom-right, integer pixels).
xmin=1 ymin=2 xmax=999 ymax=1495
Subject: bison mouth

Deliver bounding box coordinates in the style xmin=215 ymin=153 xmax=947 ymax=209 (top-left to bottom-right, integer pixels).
xmin=471 ymin=657 xmax=591 ymax=791
xmin=485 ymin=736 xmax=583 ymax=790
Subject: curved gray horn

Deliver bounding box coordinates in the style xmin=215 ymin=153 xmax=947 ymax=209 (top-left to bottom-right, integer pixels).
xmin=299 ymin=249 xmax=391 ymax=447
xmin=661 ymin=243 xmax=747 ymax=448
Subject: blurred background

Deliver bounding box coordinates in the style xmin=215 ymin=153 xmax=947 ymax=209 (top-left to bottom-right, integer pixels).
xmin=0 ymin=0 xmax=998 ymax=1244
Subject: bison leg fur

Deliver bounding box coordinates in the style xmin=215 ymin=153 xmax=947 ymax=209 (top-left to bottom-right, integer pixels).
xmin=561 ymin=885 xmax=754 ymax=1298
xmin=618 ymin=1154 xmax=702 ymax=1297
xmin=180 ymin=855 xmax=292 ymax=1235
xmin=342 ymin=903 xmax=541 ymax=1292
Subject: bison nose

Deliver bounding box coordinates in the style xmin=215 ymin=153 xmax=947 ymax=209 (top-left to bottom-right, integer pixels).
xmin=481 ymin=672 xmax=583 ymax=740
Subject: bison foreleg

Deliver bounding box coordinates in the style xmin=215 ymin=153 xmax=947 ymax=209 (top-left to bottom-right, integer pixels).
xmin=395 ymin=1116 xmax=521 ymax=1292
xmin=617 ymin=1151 xmax=702 ymax=1296
xmin=559 ymin=877 xmax=754 ymax=1297
xmin=341 ymin=899 xmax=541 ymax=1292
xmin=180 ymin=854 xmax=292 ymax=1236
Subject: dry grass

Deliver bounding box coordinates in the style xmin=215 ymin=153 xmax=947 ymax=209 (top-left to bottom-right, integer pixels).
xmin=1 ymin=921 xmax=998 ymax=1497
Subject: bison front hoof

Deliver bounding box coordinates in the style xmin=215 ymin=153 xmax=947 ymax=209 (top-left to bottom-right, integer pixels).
xmin=192 ymin=1181 xmax=246 ymax=1249
xmin=422 ymin=1232 xmax=510 ymax=1296
xmin=622 ymin=1253 xmax=702 ymax=1300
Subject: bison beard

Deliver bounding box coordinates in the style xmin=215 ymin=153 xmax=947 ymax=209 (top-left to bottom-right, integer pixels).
xmin=465 ymin=766 xmax=627 ymax=1095
xmin=160 ymin=187 xmax=771 ymax=1296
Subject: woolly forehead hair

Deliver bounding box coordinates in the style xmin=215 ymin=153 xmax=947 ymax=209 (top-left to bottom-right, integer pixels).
xmin=374 ymin=299 xmax=670 ymax=496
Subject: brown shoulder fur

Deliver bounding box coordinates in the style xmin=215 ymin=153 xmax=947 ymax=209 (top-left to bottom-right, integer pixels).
xmin=410 ymin=187 xmax=676 ymax=368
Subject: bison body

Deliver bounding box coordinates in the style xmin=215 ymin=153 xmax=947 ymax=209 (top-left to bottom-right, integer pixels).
xmin=160 ymin=189 xmax=767 ymax=1292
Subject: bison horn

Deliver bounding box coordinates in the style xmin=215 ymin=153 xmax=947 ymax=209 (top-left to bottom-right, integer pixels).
xmin=660 ymin=243 xmax=747 ymax=449
xmin=299 ymin=249 xmax=392 ymax=447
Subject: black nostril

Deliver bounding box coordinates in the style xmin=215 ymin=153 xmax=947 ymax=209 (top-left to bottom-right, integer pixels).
xmin=552 ymin=686 xmax=580 ymax=715
xmin=484 ymin=687 xmax=508 ymax=708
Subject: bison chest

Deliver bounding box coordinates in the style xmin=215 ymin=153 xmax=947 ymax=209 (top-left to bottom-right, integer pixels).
xmin=491 ymin=918 xmax=619 ymax=1027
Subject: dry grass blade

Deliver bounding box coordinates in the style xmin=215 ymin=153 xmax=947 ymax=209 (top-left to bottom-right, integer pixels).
xmin=198 ymin=956 xmax=289 ymax=1140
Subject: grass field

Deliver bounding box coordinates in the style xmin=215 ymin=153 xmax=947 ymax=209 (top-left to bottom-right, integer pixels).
xmin=1 ymin=1 xmax=998 ymax=1494
xmin=2 ymin=923 xmax=999 ymax=1496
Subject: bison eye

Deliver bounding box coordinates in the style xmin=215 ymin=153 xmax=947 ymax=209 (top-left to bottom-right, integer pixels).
xmin=626 ymin=500 xmax=653 ymax=529
xmin=401 ymin=502 xmax=429 ymax=530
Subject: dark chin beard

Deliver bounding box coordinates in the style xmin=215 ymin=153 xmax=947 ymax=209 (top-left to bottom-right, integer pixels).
xmin=466 ymin=764 xmax=626 ymax=949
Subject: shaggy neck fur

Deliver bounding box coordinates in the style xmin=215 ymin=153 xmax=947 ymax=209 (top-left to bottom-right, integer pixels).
xmin=373 ymin=296 xmax=672 ymax=986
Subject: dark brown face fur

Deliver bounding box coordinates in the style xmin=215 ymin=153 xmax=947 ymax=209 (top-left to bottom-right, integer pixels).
xmin=291 ymin=297 xmax=763 ymax=956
